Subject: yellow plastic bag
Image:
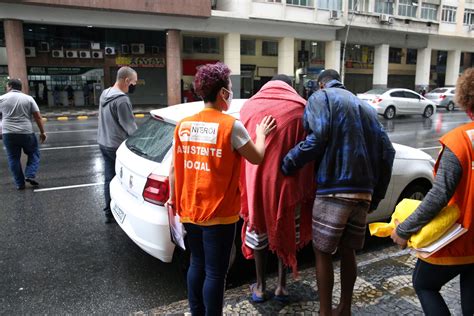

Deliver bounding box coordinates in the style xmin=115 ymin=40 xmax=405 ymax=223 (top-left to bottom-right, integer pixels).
xmin=369 ymin=199 xmax=460 ymax=249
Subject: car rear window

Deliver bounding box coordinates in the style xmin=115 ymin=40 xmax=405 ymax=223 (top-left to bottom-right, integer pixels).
xmin=365 ymin=88 xmax=389 ymax=95
xmin=125 ymin=117 xmax=175 ymax=163
xmin=430 ymin=88 xmax=447 ymax=93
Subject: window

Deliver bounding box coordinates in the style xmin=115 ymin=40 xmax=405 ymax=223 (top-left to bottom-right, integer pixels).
xmin=421 ymin=3 xmax=438 ymax=20
xmin=441 ymin=6 xmax=457 ymax=23
xmin=318 ymin=0 xmax=342 ymax=10
xmin=310 ymin=41 xmax=325 ymax=65
xmin=389 ymin=47 xmax=402 ymax=64
xmin=390 ymin=91 xmax=405 ymax=98
xmin=349 ymin=0 xmax=370 ymax=12
xmin=375 ymin=0 xmax=394 ymax=15
xmin=398 ymin=0 xmax=417 ymax=17
xmin=464 ymin=8 xmax=474 ymax=25
xmin=287 ymin=0 xmax=314 ymax=6
xmin=183 ymin=36 xmax=220 ymax=54
xmin=241 ymin=39 xmax=256 ymax=56
xmin=404 ymin=91 xmax=420 ymax=99
xmin=255 ymin=0 xmax=281 ymax=2
xmin=262 ymin=41 xmax=278 ymax=56
xmin=406 ymin=48 xmax=417 ymax=64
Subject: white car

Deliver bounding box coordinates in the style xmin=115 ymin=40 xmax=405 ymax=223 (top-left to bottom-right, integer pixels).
xmin=110 ymin=99 xmax=434 ymax=262
xmin=424 ymin=87 xmax=457 ymax=111
xmin=357 ymin=88 xmax=436 ymax=119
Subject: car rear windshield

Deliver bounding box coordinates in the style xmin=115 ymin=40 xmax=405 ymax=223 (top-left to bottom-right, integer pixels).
xmin=125 ymin=117 xmax=175 ymax=163
xmin=430 ymin=88 xmax=447 ymax=93
xmin=364 ymin=88 xmax=389 ymax=95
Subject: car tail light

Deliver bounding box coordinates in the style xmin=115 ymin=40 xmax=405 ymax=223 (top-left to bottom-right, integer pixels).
xmin=143 ymin=174 xmax=169 ymax=206
xmin=440 ymin=95 xmax=446 ymax=100
xmin=372 ymin=98 xmax=383 ymax=104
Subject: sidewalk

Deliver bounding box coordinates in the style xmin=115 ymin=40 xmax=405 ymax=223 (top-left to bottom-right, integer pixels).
xmin=136 ymin=246 xmax=462 ymax=315
xmin=38 ymin=105 xmax=161 ymax=120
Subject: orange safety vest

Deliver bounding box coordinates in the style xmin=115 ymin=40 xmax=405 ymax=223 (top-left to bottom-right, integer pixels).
xmin=174 ymin=108 xmax=241 ymax=226
xmin=423 ymin=121 xmax=474 ymax=265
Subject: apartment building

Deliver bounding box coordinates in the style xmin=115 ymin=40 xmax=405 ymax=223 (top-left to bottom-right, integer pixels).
xmin=0 ymin=0 xmax=472 ymax=106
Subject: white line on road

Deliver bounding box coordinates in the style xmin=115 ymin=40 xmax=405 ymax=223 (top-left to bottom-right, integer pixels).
xmin=34 ymin=182 xmax=104 ymax=193
xmin=45 ymin=129 xmax=97 ymax=134
xmin=417 ymin=146 xmax=442 ymax=150
xmin=40 ymin=144 xmax=99 ymax=151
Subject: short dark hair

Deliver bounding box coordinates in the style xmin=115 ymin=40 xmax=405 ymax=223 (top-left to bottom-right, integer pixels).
xmin=317 ymin=69 xmax=341 ymax=85
xmin=271 ymin=74 xmax=292 ymax=86
xmin=116 ymin=66 xmax=137 ymax=82
xmin=7 ymin=79 xmax=22 ymax=91
xmin=193 ymin=62 xmax=231 ymax=103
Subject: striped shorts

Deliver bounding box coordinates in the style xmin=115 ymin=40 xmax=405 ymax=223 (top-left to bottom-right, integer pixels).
xmin=245 ymin=204 xmax=301 ymax=250
xmin=312 ymin=196 xmax=370 ymax=254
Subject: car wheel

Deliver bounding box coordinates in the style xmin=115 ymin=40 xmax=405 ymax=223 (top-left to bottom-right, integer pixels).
xmin=384 ymin=106 xmax=396 ymax=120
xmin=397 ymin=183 xmax=430 ymax=204
xmin=447 ymin=102 xmax=455 ymax=111
xmin=423 ymin=105 xmax=434 ymax=118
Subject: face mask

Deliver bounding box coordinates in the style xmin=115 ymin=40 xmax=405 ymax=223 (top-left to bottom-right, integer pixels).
xmin=223 ymin=88 xmax=233 ymax=110
xmin=128 ymin=83 xmax=136 ymax=94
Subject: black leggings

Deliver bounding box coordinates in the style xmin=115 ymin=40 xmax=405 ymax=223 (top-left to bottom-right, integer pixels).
xmin=413 ymin=259 xmax=474 ymax=316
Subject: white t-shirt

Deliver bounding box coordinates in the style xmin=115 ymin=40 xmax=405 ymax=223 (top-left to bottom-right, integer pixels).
xmin=231 ymin=120 xmax=251 ymax=150
xmin=0 ymin=90 xmax=40 ymax=134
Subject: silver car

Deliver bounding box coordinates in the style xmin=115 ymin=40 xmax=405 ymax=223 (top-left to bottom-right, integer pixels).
xmin=357 ymin=88 xmax=436 ymax=119
xmin=425 ymin=87 xmax=456 ymax=111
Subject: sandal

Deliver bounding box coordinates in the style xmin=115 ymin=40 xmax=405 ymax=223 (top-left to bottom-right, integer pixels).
xmin=249 ymin=283 xmax=267 ymax=303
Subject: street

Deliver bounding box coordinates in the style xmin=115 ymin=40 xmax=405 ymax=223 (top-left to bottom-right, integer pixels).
xmin=0 ymin=109 xmax=471 ymax=314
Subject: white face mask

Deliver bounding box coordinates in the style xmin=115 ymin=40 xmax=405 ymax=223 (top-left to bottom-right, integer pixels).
xmin=222 ymin=88 xmax=233 ymax=111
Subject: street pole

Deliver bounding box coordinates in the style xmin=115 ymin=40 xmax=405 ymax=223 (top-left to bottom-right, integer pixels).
xmin=341 ymin=0 xmax=358 ymax=84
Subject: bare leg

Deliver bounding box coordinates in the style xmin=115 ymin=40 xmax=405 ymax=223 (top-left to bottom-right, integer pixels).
xmin=334 ymin=246 xmax=357 ymax=316
xmin=253 ymin=247 xmax=268 ymax=297
xmin=314 ymin=246 xmax=334 ymax=316
xmin=275 ymin=258 xmax=288 ymax=296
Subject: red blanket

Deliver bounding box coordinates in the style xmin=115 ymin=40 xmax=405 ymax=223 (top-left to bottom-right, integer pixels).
xmin=239 ymin=80 xmax=316 ymax=274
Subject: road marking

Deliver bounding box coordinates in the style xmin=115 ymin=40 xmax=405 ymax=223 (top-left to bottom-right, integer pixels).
xmin=45 ymin=129 xmax=96 ymax=134
xmin=34 ymin=182 xmax=104 ymax=193
xmin=57 ymin=116 xmax=69 ymax=121
xmin=77 ymin=115 xmax=89 ymax=120
xmin=40 ymin=144 xmax=98 ymax=151
xmin=42 ymin=117 xmax=48 ymax=121
xmin=358 ymin=249 xmax=411 ymax=267
xmin=134 ymin=113 xmax=145 ymax=118
xmin=417 ymin=146 xmax=442 ymax=150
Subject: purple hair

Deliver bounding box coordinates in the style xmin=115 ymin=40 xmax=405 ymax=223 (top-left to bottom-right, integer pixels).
xmin=193 ymin=62 xmax=231 ymax=103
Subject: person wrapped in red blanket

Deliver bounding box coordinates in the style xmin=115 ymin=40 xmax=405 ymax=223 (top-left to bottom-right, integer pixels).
xmin=240 ymin=75 xmax=315 ymax=303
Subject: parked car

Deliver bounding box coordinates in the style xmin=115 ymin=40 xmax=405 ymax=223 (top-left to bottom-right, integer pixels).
xmin=110 ymin=99 xmax=435 ymax=262
xmin=357 ymin=88 xmax=436 ymax=119
xmin=425 ymin=87 xmax=457 ymax=111
xmin=0 ymin=113 xmax=2 ymax=139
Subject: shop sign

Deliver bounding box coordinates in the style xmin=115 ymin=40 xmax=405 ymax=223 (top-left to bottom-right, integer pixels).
xmin=28 ymin=67 xmax=96 ymax=75
xmin=116 ymin=56 xmax=165 ymax=68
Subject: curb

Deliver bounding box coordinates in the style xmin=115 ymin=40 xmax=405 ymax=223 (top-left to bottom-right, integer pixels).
xmin=41 ymin=112 xmax=150 ymax=121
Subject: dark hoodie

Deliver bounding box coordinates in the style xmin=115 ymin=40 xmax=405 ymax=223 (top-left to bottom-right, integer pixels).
xmin=97 ymin=87 xmax=137 ymax=149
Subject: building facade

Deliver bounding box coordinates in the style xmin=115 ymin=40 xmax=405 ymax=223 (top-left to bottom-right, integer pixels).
xmin=0 ymin=0 xmax=473 ymax=106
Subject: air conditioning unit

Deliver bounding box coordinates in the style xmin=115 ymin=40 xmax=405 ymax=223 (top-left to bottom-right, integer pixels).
xmin=131 ymin=43 xmax=145 ymax=55
xmin=38 ymin=42 xmax=50 ymax=52
xmin=151 ymin=46 xmax=160 ymax=55
xmin=79 ymin=50 xmax=91 ymax=58
xmin=329 ymin=10 xmax=340 ymax=20
xmin=66 ymin=50 xmax=78 ymax=58
xmin=469 ymin=24 xmax=474 ymax=32
xmin=25 ymin=47 xmax=36 ymax=58
xmin=92 ymin=50 xmax=103 ymax=59
xmin=91 ymin=42 xmax=101 ymax=50
xmin=104 ymin=47 xmax=116 ymax=55
xmin=52 ymin=49 xmax=64 ymax=58
xmin=121 ymin=44 xmax=130 ymax=54
xmin=379 ymin=14 xmax=394 ymax=24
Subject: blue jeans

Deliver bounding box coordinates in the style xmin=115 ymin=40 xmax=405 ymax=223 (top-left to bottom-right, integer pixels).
xmin=413 ymin=259 xmax=474 ymax=315
xmin=3 ymin=133 xmax=40 ymax=188
xmin=184 ymin=222 xmax=236 ymax=316
xmin=99 ymin=145 xmax=117 ymax=214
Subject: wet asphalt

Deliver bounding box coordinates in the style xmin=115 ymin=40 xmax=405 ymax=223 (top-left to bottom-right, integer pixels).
xmin=0 ymin=108 xmax=471 ymax=314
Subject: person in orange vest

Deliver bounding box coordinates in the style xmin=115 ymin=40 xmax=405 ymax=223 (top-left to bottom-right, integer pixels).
xmin=166 ymin=62 xmax=276 ymax=316
xmin=391 ymin=67 xmax=474 ymax=315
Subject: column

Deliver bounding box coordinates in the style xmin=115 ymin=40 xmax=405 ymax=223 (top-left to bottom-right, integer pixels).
xmin=4 ymin=20 xmax=28 ymax=93
xmin=278 ymin=37 xmax=295 ymax=79
xmin=224 ymin=33 xmax=241 ymax=98
xmin=445 ymin=50 xmax=461 ymax=86
xmin=415 ymin=47 xmax=431 ymax=91
xmin=325 ymin=40 xmax=341 ymax=73
xmin=373 ymin=44 xmax=389 ymax=89
xmin=166 ymin=29 xmax=182 ymax=106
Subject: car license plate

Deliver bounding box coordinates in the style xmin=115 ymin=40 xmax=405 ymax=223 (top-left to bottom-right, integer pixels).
xmin=112 ymin=204 xmax=126 ymax=224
